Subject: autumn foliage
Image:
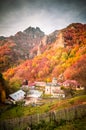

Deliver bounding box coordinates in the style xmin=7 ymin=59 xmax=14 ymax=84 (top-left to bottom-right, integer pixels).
xmin=2 ymin=23 xmax=86 ymax=89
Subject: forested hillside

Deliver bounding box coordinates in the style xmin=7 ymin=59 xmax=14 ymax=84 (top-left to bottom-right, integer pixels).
xmin=3 ymin=23 xmax=86 ymax=90
xmin=0 ymin=27 xmax=44 ymax=72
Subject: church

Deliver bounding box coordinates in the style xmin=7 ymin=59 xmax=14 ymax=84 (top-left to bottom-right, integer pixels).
xmin=45 ymin=77 xmax=65 ymax=98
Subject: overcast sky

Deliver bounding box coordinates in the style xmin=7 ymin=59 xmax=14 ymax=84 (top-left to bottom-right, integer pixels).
xmin=0 ymin=0 xmax=86 ymax=36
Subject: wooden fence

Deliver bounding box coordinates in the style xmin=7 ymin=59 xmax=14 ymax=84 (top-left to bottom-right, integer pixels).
xmin=0 ymin=104 xmax=86 ymax=130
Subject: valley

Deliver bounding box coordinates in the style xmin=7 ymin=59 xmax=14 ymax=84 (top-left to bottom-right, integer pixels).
xmin=0 ymin=22 xmax=86 ymax=130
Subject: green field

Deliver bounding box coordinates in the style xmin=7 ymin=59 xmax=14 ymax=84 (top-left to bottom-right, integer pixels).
xmin=0 ymin=95 xmax=86 ymax=130
xmin=0 ymin=95 xmax=86 ymax=120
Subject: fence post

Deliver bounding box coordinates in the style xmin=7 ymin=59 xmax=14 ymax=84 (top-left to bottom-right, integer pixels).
xmin=26 ymin=126 xmax=31 ymax=130
xmin=37 ymin=113 xmax=40 ymax=124
xmin=49 ymin=112 xmax=52 ymax=122
xmin=52 ymin=111 xmax=56 ymax=121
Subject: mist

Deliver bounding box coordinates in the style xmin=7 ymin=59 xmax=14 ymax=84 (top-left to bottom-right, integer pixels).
xmin=0 ymin=0 xmax=86 ymax=36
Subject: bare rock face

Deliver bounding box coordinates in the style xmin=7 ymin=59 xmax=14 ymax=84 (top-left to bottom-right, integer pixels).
xmin=36 ymin=30 xmax=60 ymax=55
xmin=0 ymin=27 xmax=45 ymax=72
xmin=53 ymin=32 xmax=65 ymax=48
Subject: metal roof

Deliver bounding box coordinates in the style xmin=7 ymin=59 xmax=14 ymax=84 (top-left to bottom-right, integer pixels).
xmin=46 ymin=83 xmax=60 ymax=87
xmin=9 ymin=90 xmax=25 ymax=101
xmin=28 ymin=90 xmax=42 ymax=98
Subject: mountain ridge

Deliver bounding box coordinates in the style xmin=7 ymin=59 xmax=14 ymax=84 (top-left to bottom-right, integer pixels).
xmin=2 ymin=23 xmax=86 ymax=90
xmin=0 ymin=26 xmax=45 ymax=72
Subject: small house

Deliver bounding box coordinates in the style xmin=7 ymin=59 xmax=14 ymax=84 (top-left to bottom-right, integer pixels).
xmin=35 ymin=81 xmax=46 ymax=87
xmin=25 ymin=90 xmax=43 ymax=105
xmin=62 ymin=80 xmax=84 ymax=90
xmin=28 ymin=90 xmax=43 ymax=98
xmin=9 ymin=90 xmax=25 ymax=102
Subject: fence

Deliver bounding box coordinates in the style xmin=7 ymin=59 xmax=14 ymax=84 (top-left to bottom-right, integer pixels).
xmin=0 ymin=104 xmax=86 ymax=130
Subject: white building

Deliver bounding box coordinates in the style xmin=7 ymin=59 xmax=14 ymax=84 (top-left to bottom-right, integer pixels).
xmin=45 ymin=78 xmax=65 ymax=98
xmin=9 ymin=90 xmax=25 ymax=101
xmin=28 ymin=90 xmax=43 ymax=98
xmin=25 ymin=90 xmax=43 ymax=105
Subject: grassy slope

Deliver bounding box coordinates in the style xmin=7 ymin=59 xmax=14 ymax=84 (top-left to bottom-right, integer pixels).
xmin=0 ymin=94 xmax=86 ymax=120
xmin=31 ymin=117 xmax=86 ymax=130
